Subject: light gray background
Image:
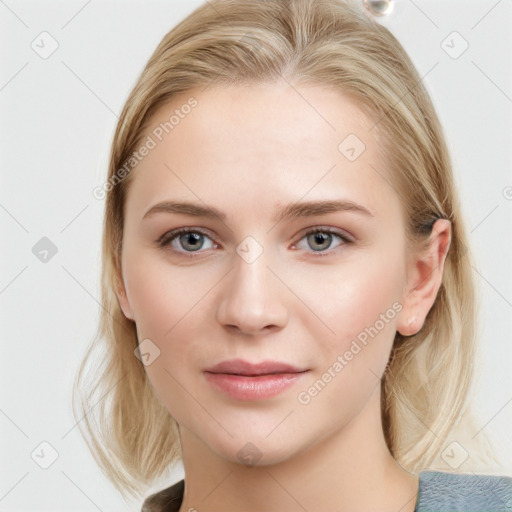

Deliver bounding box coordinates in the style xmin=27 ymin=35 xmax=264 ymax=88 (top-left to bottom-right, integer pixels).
xmin=1 ymin=0 xmax=511 ymax=510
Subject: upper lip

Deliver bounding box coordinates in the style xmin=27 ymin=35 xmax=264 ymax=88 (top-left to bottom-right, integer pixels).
xmin=204 ymin=358 xmax=308 ymax=376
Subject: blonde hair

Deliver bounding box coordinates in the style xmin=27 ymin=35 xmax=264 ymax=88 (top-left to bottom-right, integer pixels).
xmin=73 ymin=0 xmax=493 ymax=500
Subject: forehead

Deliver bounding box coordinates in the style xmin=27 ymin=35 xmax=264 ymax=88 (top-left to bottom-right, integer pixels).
xmin=152 ymin=81 xmax=378 ymax=155
xmin=125 ymin=80 xmax=396 ymax=220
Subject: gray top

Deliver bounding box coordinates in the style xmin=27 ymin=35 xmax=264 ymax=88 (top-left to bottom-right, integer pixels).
xmin=141 ymin=471 xmax=512 ymax=512
xmin=415 ymin=471 xmax=512 ymax=511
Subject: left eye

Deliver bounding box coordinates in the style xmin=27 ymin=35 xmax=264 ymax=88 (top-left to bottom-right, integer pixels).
xmin=157 ymin=227 xmax=351 ymax=256
xmin=294 ymin=228 xmax=350 ymax=254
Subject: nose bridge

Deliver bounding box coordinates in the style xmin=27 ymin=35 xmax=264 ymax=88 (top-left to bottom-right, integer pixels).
xmin=235 ymin=235 xmax=271 ymax=292
xmin=215 ymin=234 xmax=287 ymax=332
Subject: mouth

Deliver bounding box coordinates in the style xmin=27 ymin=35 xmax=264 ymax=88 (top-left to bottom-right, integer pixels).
xmin=203 ymin=359 xmax=310 ymax=400
xmin=204 ymin=358 xmax=308 ymax=376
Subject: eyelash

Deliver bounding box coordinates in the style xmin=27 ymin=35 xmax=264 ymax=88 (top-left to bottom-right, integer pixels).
xmin=156 ymin=226 xmax=353 ymax=258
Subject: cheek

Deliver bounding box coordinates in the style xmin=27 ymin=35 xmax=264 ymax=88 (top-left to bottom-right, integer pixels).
xmin=290 ymin=261 xmax=402 ymax=432
xmin=292 ymin=253 xmax=402 ymax=378
xmin=300 ymin=254 xmax=401 ymax=334
xmin=124 ymin=251 xmax=215 ymax=337
xmin=123 ymin=252 xmax=218 ymax=416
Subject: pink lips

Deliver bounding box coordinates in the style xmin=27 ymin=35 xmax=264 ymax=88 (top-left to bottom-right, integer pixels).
xmin=204 ymin=358 xmax=309 ymax=401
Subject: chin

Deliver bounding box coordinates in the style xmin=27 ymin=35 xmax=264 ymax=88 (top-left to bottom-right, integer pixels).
xmin=203 ymin=431 xmax=301 ymax=468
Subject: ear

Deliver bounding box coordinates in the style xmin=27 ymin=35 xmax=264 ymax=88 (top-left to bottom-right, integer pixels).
xmin=115 ymin=274 xmax=135 ymax=321
xmin=397 ymin=219 xmax=452 ymax=336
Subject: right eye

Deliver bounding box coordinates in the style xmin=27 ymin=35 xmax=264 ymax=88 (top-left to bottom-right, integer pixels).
xmin=157 ymin=227 xmax=219 ymax=255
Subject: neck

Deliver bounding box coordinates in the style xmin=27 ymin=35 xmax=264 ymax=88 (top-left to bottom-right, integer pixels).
xmin=177 ymin=386 xmax=419 ymax=512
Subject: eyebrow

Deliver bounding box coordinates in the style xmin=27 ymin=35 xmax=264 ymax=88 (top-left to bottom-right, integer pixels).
xmin=142 ymin=199 xmax=375 ymax=224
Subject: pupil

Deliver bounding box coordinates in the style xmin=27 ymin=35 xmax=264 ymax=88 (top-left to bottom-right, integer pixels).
xmin=310 ymin=232 xmax=331 ymax=251
xmin=182 ymin=232 xmax=203 ymax=251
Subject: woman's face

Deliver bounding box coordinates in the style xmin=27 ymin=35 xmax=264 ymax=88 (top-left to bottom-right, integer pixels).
xmin=117 ymin=81 xmax=417 ymax=466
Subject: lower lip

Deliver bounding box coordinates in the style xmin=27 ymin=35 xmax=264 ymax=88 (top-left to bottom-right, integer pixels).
xmin=204 ymin=371 xmax=308 ymax=401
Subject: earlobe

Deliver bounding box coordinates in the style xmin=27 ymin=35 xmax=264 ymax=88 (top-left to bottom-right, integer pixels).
xmin=116 ymin=277 xmax=135 ymax=321
xmin=397 ymin=315 xmax=417 ymax=337
xmin=397 ymin=219 xmax=452 ymax=337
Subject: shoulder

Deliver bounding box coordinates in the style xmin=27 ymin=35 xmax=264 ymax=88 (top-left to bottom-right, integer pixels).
xmin=141 ymin=472 xmax=512 ymax=512
xmin=141 ymin=479 xmax=184 ymax=512
xmin=416 ymin=470 xmax=512 ymax=512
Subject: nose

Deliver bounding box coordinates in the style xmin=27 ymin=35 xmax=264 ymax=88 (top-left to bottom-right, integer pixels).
xmin=215 ymin=243 xmax=288 ymax=336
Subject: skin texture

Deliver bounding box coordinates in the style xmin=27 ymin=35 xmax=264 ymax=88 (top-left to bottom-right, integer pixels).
xmin=116 ymin=80 xmax=451 ymax=511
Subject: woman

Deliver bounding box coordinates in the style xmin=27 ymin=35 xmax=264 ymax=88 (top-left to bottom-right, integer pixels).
xmin=74 ymin=0 xmax=512 ymax=510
